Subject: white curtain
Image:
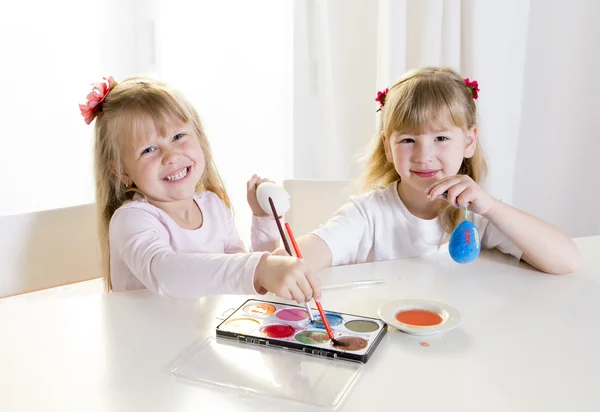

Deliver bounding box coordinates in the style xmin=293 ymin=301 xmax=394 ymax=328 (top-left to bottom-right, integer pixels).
xmin=293 ymin=0 xmax=379 ymax=181
xmin=376 ymin=0 xmax=531 ymax=205
xmin=512 ymin=0 xmax=600 ymax=237
xmin=293 ymin=0 xmax=599 ymax=237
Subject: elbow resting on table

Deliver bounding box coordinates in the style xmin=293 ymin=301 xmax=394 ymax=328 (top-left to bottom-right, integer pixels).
xmin=523 ymin=246 xmax=580 ymax=275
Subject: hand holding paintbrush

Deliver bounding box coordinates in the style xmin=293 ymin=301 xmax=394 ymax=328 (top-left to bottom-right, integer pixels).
xmin=284 ymin=221 xmax=348 ymax=347
xmin=268 ymin=197 xmax=316 ymax=322
xmin=255 ymin=182 xmax=320 ymax=307
xmin=256 ymin=182 xmax=346 ymax=346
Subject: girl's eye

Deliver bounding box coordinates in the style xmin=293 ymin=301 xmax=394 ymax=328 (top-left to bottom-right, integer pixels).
xmin=173 ymin=133 xmax=185 ymax=141
xmin=435 ymin=136 xmax=449 ymax=142
xmin=399 ymin=138 xmax=415 ymax=144
xmin=141 ymin=146 xmax=156 ymax=155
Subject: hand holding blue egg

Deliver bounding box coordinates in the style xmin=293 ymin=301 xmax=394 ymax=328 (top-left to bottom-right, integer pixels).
xmin=449 ymin=206 xmax=481 ymax=264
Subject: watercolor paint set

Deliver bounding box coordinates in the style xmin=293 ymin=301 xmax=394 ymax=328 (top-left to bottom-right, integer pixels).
xmin=215 ymin=298 xmax=388 ymax=363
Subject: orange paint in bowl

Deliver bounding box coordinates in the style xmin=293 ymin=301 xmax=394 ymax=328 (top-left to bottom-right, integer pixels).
xmin=395 ymin=309 xmax=443 ymax=326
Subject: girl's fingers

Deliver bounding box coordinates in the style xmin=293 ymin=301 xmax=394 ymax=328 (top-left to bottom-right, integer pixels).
xmin=305 ymin=270 xmax=321 ymax=300
xmin=427 ymin=177 xmax=462 ymax=200
xmin=288 ymin=283 xmax=306 ymax=304
xmin=455 ymin=188 xmax=475 ymax=208
xmin=272 ymin=247 xmax=291 ymax=257
xmin=247 ymin=174 xmax=259 ymax=191
xmin=425 ymin=179 xmax=446 ymax=196
xmin=446 ymin=182 xmax=469 ymax=207
xmin=275 ymin=287 xmax=293 ymax=301
xmin=296 ymin=277 xmax=314 ymax=302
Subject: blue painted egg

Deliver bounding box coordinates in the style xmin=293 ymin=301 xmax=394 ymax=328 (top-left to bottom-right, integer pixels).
xmin=449 ymin=220 xmax=481 ymax=264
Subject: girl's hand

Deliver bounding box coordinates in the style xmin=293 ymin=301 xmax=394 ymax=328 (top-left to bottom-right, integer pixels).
xmin=254 ymin=255 xmax=321 ymax=303
xmin=272 ymin=247 xmax=291 ymax=257
xmin=425 ymin=175 xmax=498 ymax=216
xmin=246 ymin=174 xmax=272 ymax=217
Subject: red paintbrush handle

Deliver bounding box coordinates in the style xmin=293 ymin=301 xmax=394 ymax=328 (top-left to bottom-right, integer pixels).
xmin=285 ymin=222 xmax=332 ymax=337
xmin=284 ymin=223 xmax=302 ymax=258
xmin=315 ymin=300 xmax=334 ymax=339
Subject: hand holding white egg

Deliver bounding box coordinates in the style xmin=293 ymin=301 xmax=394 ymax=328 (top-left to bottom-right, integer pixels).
xmin=256 ymin=181 xmax=291 ymax=217
xmin=247 ymin=175 xmax=276 ymax=216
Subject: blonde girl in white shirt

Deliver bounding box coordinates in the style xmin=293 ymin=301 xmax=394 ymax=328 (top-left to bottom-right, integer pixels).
xmin=288 ymin=67 xmax=578 ymax=275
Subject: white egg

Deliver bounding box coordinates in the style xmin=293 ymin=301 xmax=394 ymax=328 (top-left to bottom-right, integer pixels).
xmin=256 ymin=182 xmax=291 ymax=217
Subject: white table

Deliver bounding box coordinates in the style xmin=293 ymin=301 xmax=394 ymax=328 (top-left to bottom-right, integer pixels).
xmin=1 ymin=236 xmax=599 ymax=412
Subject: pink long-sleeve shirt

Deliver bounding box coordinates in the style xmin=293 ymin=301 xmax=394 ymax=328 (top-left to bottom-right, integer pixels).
xmin=108 ymin=191 xmax=280 ymax=298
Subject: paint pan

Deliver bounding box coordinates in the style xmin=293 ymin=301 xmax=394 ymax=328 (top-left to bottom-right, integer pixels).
xmin=216 ymin=298 xmax=388 ymax=363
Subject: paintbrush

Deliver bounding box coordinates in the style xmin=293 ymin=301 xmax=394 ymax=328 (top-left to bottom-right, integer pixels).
xmin=284 ymin=222 xmax=348 ymax=347
xmin=267 ymin=197 xmax=315 ymax=322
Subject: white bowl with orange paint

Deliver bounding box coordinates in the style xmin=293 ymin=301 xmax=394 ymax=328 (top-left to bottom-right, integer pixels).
xmin=378 ymin=299 xmax=461 ymax=336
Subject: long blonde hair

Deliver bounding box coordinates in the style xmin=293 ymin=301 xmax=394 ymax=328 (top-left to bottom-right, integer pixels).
xmin=93 ymin=75 xmax=230 ymax=291
xmin=363 ymin=66 xmax=487 ymax=238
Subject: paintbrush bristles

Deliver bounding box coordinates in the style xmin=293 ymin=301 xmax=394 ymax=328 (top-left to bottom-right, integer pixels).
xmin=332 ymin=338 xmax=349 ymax=347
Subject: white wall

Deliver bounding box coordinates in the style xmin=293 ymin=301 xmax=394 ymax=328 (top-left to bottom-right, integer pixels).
xmin=460 ymin=0 xmax=530 ymax=204
xmin=0 ymin=0 xmax=138 ymax=217
xmin=0 ymin=1 xmax=292 ymax=246
xmin=513 ymin=0 xmax=600 ymax=237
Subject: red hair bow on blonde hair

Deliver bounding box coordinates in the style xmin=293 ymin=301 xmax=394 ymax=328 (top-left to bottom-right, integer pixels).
xmin=463 ymin=78 xmax=479 ymax=100
xmin=375 ymin=88 xmax=388 ymax=112
xmin=375 ymin=76 xmax=479 ymax=112
xmin=79 ymin=76 xmax=116 ymax=125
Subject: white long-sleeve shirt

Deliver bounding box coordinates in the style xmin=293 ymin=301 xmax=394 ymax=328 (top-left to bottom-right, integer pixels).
xmin=313 ymin=181 xmax=522 ymax=266
xmin=109 ymin=190 xmax=279 ymax=298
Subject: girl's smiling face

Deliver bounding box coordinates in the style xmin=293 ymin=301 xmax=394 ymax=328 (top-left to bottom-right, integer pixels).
xmin=119 ymin=118 xmax=205 ymax=205
xmin=385 ymin=125 xmax=477 ymax=194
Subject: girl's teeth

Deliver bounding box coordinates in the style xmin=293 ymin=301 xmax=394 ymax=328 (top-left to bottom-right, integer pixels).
xmin=165 ymin=167 xmax=188 ymax=181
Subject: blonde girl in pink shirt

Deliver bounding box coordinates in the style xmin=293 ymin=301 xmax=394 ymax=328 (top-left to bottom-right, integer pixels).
xmin=80 ymin=75 xmax=319 ymax=302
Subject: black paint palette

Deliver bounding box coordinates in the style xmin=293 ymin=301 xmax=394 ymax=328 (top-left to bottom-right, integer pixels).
xmin=216 ymin=299 xmax=387 ymax=363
